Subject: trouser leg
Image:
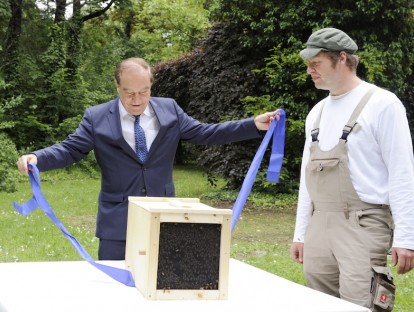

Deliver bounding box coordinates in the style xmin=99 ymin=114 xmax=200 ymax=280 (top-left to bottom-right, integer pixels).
xmin=304 ymin=209 xmax=392 ymax=308
xmin=98 ymin=239 xmax=127 ymax=260
xmin=335 ymin=209 xmax=392 ymax=308
xmin=304 ymin=210 xmax=340 ymax=298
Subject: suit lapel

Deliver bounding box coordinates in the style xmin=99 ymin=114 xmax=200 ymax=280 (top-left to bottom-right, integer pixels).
xmin=149 ymin=99 xmax=169 ymax=152
xmin=107 ymin=99 xmax=139 ymax=162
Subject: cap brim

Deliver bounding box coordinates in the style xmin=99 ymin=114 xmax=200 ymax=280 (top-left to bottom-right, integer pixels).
xmin=299 ymin=47 xmax=325 ymax=60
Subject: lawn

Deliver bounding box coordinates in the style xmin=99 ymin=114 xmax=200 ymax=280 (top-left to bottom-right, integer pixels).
xmin=0 ymin=165 xmax=412 ymax=311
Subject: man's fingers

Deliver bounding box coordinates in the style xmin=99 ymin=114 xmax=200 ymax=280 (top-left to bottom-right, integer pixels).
xmin=16 ymin=154 xmax=37 ymax=175
xmin=392 ymin=247 xmax=414 ymax=274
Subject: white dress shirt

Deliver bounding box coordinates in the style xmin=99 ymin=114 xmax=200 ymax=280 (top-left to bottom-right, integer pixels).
xmin=118 ymin=100 xmax=160 ymax=152
xmin=294 ymin=81 xmax=414 ymax=250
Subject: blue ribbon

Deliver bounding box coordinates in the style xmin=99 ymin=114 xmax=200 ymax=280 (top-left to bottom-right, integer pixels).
xmin=267 ymin=111 xmax=286 ymax=182
xmin=231 ymin=109 xmax=286 ymax=232
xmin=13 ymin=110 xmax=285 ymax=279
xmin=13 ymin=164 xmax=135 ymax=287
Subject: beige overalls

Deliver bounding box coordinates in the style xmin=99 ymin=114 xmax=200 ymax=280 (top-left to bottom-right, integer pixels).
xmin=304 ymin=87 xmax=393 ymax=308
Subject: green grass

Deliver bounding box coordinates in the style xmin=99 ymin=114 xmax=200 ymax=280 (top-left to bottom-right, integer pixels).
xmin=0 ymin=165 xmax=412 ymax=311
xmin=0 ymin=175 xmax=100 ymax=262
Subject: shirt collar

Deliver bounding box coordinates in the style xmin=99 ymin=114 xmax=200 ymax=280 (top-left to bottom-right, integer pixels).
xmin=118 ymin=99 xmax=154 ymax=121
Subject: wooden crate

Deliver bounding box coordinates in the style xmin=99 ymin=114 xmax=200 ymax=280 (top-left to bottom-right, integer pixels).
xmin=125 ymin=197 xmax=232 ymax=300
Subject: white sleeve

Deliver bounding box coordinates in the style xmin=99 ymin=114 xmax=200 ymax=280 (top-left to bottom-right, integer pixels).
xmin=292 ymin=114 xmax=315 ymax=243
xmin=378 ymin=98 xmax=414 ymax=250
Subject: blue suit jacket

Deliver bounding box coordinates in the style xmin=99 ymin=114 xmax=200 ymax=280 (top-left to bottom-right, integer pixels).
xmin=34 ymin=97 xmax=261 ymax=240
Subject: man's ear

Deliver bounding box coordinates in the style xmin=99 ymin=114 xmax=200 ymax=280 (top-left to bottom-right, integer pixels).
xmin=339 ymin=51 xmax=348 ymax=63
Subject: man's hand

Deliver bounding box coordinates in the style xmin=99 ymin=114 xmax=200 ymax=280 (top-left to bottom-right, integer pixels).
xmin=392 ymin=247 xmax=414 ymax=274
xmin=254 ymin=109 xmax=281 ymax=131
xmin=17 ymin=154 xmax=38 ymax=175
xmin=290 ymin=242 xmax=304 ymax=264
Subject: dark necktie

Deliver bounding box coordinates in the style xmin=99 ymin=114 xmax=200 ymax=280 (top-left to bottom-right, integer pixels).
xmin=134 ymin=115 xmax=148 ymax=162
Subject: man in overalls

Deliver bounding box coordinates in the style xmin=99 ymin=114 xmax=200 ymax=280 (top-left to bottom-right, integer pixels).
xmin=290 ymin=28 xmax=414 ymax=310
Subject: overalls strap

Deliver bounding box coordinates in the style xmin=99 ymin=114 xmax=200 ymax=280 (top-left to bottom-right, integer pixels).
xmin=311 ymin=101 xmax=326 ymax=142
xmin=311 ymin=86 xmax=378 ymax=142
xmin=341 ymin=86 xmax=378 ymax=141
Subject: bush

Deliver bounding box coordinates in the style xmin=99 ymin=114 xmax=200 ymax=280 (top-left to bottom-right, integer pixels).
xmin=0 ymin=132 xmax=22 ymax=192
xmin=152 ymin=22 xmax=272 ymax=190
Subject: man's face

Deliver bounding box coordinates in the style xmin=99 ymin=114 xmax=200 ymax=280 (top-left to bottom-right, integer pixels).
xmin=305 ymin=53 xmax=340 ymax=91
xmin=117 ymin=66 xmax=152 ymax=116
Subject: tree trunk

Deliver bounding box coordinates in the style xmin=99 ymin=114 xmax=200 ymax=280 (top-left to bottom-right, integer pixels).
xmin=3 ymin=0 xmax=22 ymax=83
xmin=54 ymin=0 xmax=67 ymax=23
xmin=64 ymin=0 xmax=116 ymax=78
xmin=64 ymin=0 xmax=81 ymax=77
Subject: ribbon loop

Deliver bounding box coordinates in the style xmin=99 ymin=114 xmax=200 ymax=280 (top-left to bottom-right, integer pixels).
xmin=267 ymin=110 xmax=286 ymax=182
xmin=13 ymin=164 xmax=135 ymax=287
xmin=231 ymin=109 xmax=286 ymax=232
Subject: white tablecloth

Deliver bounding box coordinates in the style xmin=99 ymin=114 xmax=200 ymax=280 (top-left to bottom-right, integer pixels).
xmin=0 ymin=259 xmax=369 ymax=312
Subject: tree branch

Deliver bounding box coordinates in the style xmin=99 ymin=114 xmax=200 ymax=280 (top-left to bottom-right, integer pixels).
xmin=80 ymin=0 xmax=116 ymax=22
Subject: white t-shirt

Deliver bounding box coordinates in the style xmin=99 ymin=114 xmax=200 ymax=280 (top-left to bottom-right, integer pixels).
xmin=294 ymin=81 xmax=414 ymax=250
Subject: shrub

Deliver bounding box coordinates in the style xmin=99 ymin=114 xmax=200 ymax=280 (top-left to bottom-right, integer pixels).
xmin=0 ymin=132 xmax=22 ymax=192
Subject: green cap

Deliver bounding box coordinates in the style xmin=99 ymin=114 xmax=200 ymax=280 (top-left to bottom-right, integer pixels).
xmin=299 ymin=28 xmax=358 ymax=60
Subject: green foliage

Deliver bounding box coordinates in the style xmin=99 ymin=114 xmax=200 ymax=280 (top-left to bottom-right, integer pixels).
xmin=0 ymin=0 xmax=11 ymax=42
xmin=152 ymin=21 xmax=308 ymax=192
xmin=0 ymin=0 xmax=213 ymax=181
xmin=1 ymin=0 xmax=414 ymax=196
xmin=260 ymin=46 xmax=317 ymax=118
xmin=54 ymin=114 xmax=100 ymax=176
xmin=1 ymin=0 xmax=212 ymax=143
xmin=4 ymin=68 xmax=100 ymax=150
xmin=152 ymin=0 xmax=414 ymax=190
xmin=403 ymin=74 xmax=414 ymax=133
xmin=0 ymin=132 xmax=22 ymax=192
xmin=41 ymin=23 xmax=66 ymax=75
xmin=79 ymin=17 xmax=126 ymax=98
xmin=152 ymin=22 xmax=271 ymax=189
xmin=0 ymin=82 xmax=23 ymax=193
xmin=131 ymin=0 xmax=212 ymax=63
xmin=213 ymin=0 xmax=414 ymax=98
xmin=203 ymin=0 xmax=414 ymax=191
xmin=4 ymin=19 xmax=113 ymax=149
xmin=242 ymin=94 xmax=303 ymax=190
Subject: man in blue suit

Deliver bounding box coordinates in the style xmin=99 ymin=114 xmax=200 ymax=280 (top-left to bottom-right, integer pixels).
xmin=17 ymin=57 xmax=279 ymax=260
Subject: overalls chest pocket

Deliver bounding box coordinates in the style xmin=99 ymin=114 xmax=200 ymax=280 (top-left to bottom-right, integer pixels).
xmin=307 ymin=158 xmax=340 ymax=172
xmin=306 ymin=158 xmax=341 ymax=201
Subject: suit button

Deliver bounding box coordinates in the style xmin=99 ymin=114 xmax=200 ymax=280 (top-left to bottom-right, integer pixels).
xmin=141 ymin=188 xmax=146 ymax=194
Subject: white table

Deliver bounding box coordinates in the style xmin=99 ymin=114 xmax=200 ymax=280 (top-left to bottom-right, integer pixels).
xmin=0 ymin=259 xmax=369 ymax=312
